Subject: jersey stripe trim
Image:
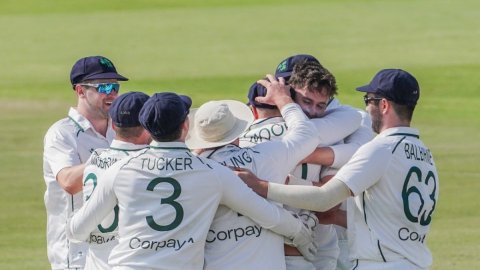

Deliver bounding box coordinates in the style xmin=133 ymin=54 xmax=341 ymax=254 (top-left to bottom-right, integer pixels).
xmin=377 ymin=240 xmax=387 ymax=262
xmin=68 ymin=116 xmax=85 ymax=137
xmin=149 ymin=146 xmax=190 ymax=151
xmin=391 ymin=136 xmax=407 ymax=154
xmin=301 ymin=163 xmax=308 ymax=179
xmin=352 ymin=259 xmax=359 ymax=269
xmin=362 ymin=192 xmax=367 ymax=224
xmin=388 ymin=132 xmax=419 ymax=138
xmin=109 ymin=147 xmax=147 ymax=152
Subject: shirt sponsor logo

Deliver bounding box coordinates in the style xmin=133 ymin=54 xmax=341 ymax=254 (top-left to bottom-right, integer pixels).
xmin=129 ymin=237 xmax=194 ymax=251
xmin=206 ymin=225 xmax=262 ymax=243
xmin=89 ymin=233 xmax=116 ymax=245
xmin=398 ymin=227 xmax=426 ymax=243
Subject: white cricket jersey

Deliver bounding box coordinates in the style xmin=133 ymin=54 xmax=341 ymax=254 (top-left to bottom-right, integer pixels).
xmin=82 ymin=140 xmax=148 ymax=270
xmin=68 ymin=141 xmax=306 ymax=270
xmin=326 ymin=99 xmax=374 ymax=168
xmin=239 ymin=100 xmax=364 ymax=270
xmin=335 ymin=127 xmax=439 ymax=269
xmin=201 ymin=103 xmax=320 ymax=270
xmin=43 ymin=107 xmax=115 ymax=269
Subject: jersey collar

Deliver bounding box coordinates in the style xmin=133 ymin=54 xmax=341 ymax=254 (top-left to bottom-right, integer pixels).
xmin=378 ymin=126 xmax=420 ymax=139
xmin=68 ymin=107 xmax=91 ymax=132
xmin=326 ymin=98 xmax=340 ymax=110
xmin=68 ymin=107 xmax=114 ymax=139
xmin=110 ymin=139 xmax=148 ymax=151
xmin=246 ymin=116 xmax=284 ymax=131
xmin=149 ymin=141 xmax=190 ymax=151
xmin=200 ymin=144 xmax=241 ymax=158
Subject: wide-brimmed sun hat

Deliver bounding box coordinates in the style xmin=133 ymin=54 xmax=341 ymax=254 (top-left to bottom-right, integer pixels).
xmin=186 ymin=100 xmax=254 ymax=149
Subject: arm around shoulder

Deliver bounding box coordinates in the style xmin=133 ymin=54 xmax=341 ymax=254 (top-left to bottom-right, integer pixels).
xmin=267 ymin=178 xmax=351 ymax=212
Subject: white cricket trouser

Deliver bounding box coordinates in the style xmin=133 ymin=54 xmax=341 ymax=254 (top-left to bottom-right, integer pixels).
xmin=286 ymin=256 xmax=316 ymax=270
xmin=352 ymin=259 xmax=426 ymax=270
xmin=313 ymin=255 xmax=338 ymax=270
xmin=335 ymin=239 xmax=352 ymax=270
xmin=85 ymin=241 xmax=117 ymax=270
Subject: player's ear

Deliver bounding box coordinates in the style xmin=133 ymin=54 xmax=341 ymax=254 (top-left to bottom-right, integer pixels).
xmin=250 ymin=106 xmax=259 ymax=120
xmin=180 ymin=117 xmax=190 ymax=140
xmin=74 ymin=84 xmax=86 ymax=97
xmin=380 ymin=98 xmax=389 ymax=114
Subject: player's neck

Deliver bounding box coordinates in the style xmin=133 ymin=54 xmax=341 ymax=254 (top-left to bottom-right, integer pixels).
xmin=90 ymin=118 xmax=109 ymax=137
xmin=255 ymin=108 xmax=281 ymax=119
xmin=379 ymin=116 xmax=410 ymax=133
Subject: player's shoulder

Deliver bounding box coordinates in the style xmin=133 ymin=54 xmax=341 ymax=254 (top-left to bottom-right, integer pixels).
xmin=45 ymin=116 xmax=82 ymax=139
xmin=367 ymin=133 xmax=406 ymax=154
xmin=192 ymin=153 xmax=228 ymax=170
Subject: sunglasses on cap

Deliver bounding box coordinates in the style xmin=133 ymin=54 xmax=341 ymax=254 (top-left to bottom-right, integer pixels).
xmin=79 ymin=83 xmax=120 ymax=95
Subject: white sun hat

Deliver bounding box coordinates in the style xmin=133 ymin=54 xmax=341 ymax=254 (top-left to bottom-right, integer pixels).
xmin=185 ymin=100 xmax=254 ymax=149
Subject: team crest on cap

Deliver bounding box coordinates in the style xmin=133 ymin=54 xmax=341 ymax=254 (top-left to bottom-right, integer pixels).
xmin=99 ymin=57 xmax=114 ymax=68
xmin=276 ymin=60 xmax=288 ymax=72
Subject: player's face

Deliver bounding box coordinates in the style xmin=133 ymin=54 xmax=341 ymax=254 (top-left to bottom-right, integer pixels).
xmin=293 ymin=86 xmax=331 ymax=119
xmin=365 ymin=94 xmax=383 ymax=134
xmin=81 ymin=79 xmax=119 ymax=119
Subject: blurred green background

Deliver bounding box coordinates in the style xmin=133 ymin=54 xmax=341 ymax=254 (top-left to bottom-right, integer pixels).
xmin=1 ymin=0 xmax=479 ymax=269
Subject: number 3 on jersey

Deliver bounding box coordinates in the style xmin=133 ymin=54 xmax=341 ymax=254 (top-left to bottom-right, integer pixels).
xmin=146 ymin=177 xmax=184 ymax=231
xmin=402 ymin=166 xmax=437 ymax=226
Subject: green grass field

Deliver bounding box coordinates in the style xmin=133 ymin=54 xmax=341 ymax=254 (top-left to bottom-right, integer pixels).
xmin=1 ymin=0 xmax=479 ymax=269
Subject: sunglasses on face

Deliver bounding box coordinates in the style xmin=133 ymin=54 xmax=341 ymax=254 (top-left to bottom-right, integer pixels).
xmin=79 ymin=83 xmax=120 ymax=95
xmin=363 ymin=95 xmax=383 ymax=106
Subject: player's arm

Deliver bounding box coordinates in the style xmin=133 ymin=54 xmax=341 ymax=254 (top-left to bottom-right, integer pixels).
xmin=300 ymin=146 xmax=335 ymax=167
xmin=313 ymin=169 xmax=346 ymax=227
xmin=216 ymin=165 xmax=317 ymax=259
xmin=67 ymin=162 xmax=121 ymax=241
xmin=237 ymin=141 xmax=391 ymax=212
xmin=44 ymin=130 xmax=85 ymax=194
xmin=310 ymin=106 xmax=362 ymax=146
xmin=256 ymin=74 xmax=295 ymax=110
xmin=317 ymin=208 xmax=347 ymax=227
xmin=238 ymin=170 xmax=351 ymax=212
xmin=296 ymin=107 xmax=363 ymax=167
xmin=255 ymin=75 xmax=321 ymax=177
xmin=57 ymin=164 xmax=87 ymax=194
xmin=328 ymin=110 xmax=374 ymax=168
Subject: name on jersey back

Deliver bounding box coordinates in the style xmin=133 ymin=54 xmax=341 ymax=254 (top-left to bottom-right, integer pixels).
xmin=140 ymin=157 xmax=193 ymax=171
xmin=403 ymin=142 xmax=433 ymax=165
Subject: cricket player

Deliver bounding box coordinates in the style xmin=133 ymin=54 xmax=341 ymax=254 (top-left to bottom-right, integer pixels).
xmin=282 ymin=54 xmax=374 ymax=270
xmin=240 ymin=56 xmax=372 ymax=270
xmin=237 ymin=69 xmax=440 ymax=270
xmin=82 ymin=91 xmax=151 ymax=269
xmin=185 ymin=74 xmax=361 ymax=270
xmin=43 ymin=56 xmax=128 ymax=269
xmin=67 ymin=92 xmax=316 ymax=270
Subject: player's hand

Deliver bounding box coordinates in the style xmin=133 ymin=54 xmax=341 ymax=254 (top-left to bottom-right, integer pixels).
xmin=285 ymin=223 xmax=318 ymax=262
xmin=231 ymin=167 xmax=268 ymax=198
xmin=256 ymin=74 xmax=293 ymax=108
xmin=285 ymin=213 xmax=318 ymax=262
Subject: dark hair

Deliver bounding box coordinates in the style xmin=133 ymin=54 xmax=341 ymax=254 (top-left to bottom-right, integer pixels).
xmin=390 ymin=102 xmax=415 ymax=121
xmin=114 ymin=126 xmax=145 ymax=139
xmin=288 ymin=60 xmax=338 ymax=97
xmin=374 ymin=94 xmax=415 ymax=121
xmin=150 ymin=119 xmax=185 ymax=142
